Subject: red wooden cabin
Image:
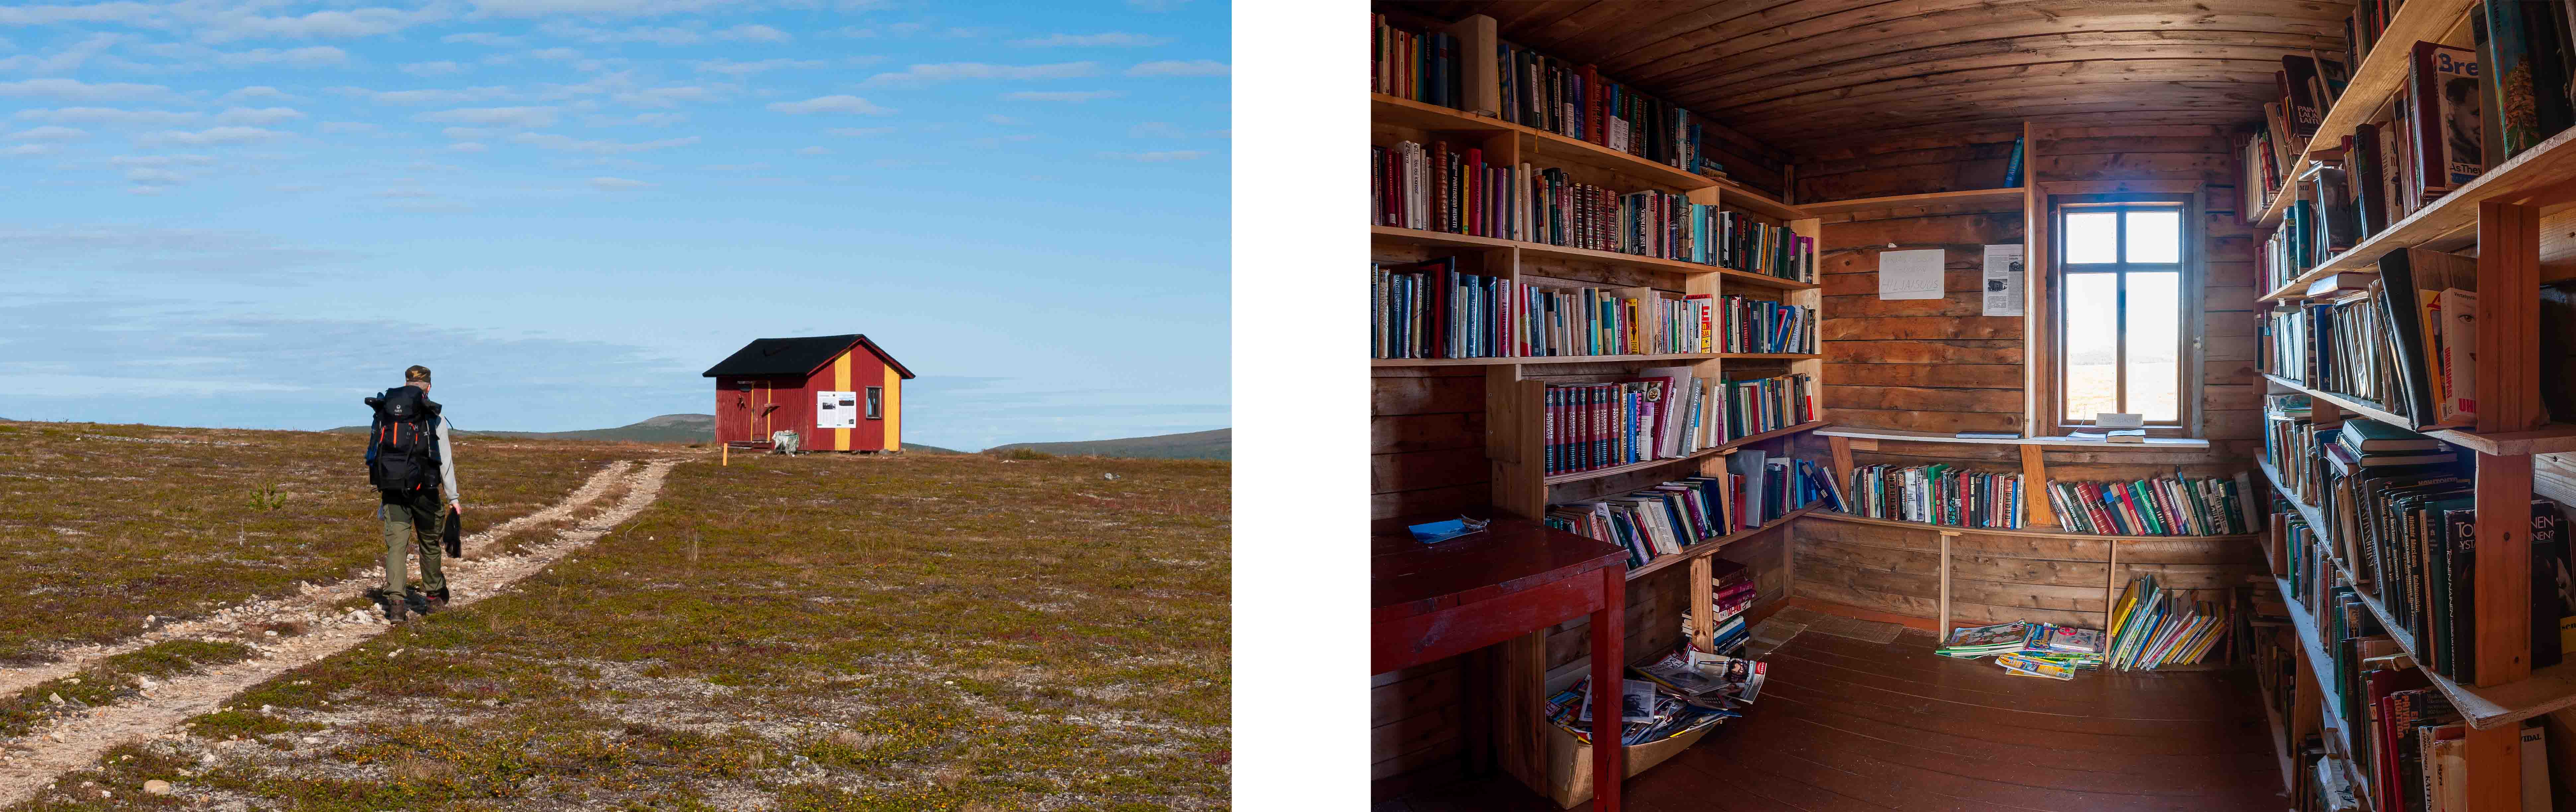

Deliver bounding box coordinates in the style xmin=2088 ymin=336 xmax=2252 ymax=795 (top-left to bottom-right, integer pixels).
xmin=702 ymin=334 xmax=915 ymax=451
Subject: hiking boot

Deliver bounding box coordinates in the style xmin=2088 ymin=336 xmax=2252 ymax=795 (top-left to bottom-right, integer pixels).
xmin=425 ymin=588 xmax=450 ymax=612
xmin=403 ymin=589 xmax=435 ymax=616
xmin=383 ymin=599 xmax=408 ymax=622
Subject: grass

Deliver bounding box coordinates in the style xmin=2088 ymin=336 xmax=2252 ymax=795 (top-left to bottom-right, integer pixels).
xmin=13 ymin=451 xmax=1231 ymax=811
xmin=0 ymin=420 xmax=667 ymax=665
xmin=0 ymin=639 xmax=254 ymax=738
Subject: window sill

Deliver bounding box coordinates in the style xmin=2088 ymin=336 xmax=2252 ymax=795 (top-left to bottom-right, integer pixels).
xmin=1816 ymin=427 xmax=2211 ymax=449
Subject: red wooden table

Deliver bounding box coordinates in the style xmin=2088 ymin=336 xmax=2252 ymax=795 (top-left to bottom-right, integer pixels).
xmin=1371 ymin=519 xmax=1628 ymax=811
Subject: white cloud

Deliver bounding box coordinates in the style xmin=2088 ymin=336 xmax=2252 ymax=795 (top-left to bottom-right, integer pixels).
xmin=0 ymin=33 xmax=127 ymax=73
xmin=125 ymin=167 xmax=184 ymax=185
xmin=796 ymin=146 xmax=830 ymax=155
xmin=865 ymin=62 xmax=1097 ymax=84
xmin=985 ymin=114 xmax=1022 ymax=125
xmin=401 ymin=61 xmax=466 ymax=77
xmin=0 ymin=79 xmax=182 ymax=103
xmin=0 ymin=144 xmax=56 ymax=156
xmin=1100 ymin=150 xmax=1204 ymax=161
xmin=374 ymin=187 xmax=438 ymax=199
xmin=338 ymin=86 xmax=516 ymax=105
xmin=214 ymin=46 xmax=351 ymax=68
xmin=538 ymin=22 xmax=703 ymax=45
xmin=418 ymin=106 xmax=559 ymax=127
xmin=1130 ymin=121 xmax=1187 ymax=138
xmin=767 ymin=95 xmax=891 ymax=115
xmin=449 ymin=142 xmax=488 ymax=152
xmin=110 ymin=154 xmax=215 ymax=166
xmin=716 ymin=24 xmax=789 ymax=42
xmin=5 ymin=126 xmax=87 ymax=142
xmin=528 ymin=47 xmax=582 ymax=61
xmin=471 ymin=0 xmax=744 ymax=17
xmin=614 ymin=86 xmax=718 ymax=108
xmin=1127 ymin=59 xmax=1227 ymax=77
xmin=214 ymin=107 xmax=303 ymax=125
xmin=441 ymin=126 xmax=492 ymax=139
xmin=591 ymin=113 xmax=685 ymax=126
xmin=319 ymin=121 xmax=380 ymax=134
xmin=218 ymin=86 xmax=298 ymax=104
xmin=1003 ymin=90 xmax=1119 ymax=102
xmin=589 ymin=176 xmax=651 ymax=190
xmin=690 ymin=58 xmax=827 ymax=76
xmin=509 ymin=132 xmax=699 ymax=154
xmin=138 ymin=126 xmax=287 ymax=146
xmin=1010 ymin=33 xmax=1171 ymax=47
xmin=15 ymin=108 xmax=200 ymax=126
xmin=196 ymin=7 xmax=448 ymax=43
xmin=407 ymin=160 xmax=463 ymax=172
xmin=702 ymin=162 xmax=768 ymax=171
xmin=442 ymin=33 xmax=521 ymax=46
xmin=826 ymin=126 xmax=893 ymax=136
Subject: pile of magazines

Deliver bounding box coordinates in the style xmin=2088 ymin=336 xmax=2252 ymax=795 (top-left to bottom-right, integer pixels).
xmin=1934 ymin=620 xmax=2106 ymax=680
xmin=1544 ymin=647 xmax=1765 ymax=747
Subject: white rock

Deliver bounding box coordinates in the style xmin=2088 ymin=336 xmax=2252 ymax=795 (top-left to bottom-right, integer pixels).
xmin=199 ymin=753 xmax=216 ymax=766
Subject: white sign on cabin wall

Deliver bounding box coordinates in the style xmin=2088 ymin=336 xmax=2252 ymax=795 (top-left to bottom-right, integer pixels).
xmin=1875 ymin=249 xmax=1945 ymax=300
xmin=815 ymin=391 xmax=858 ymax=430
xmin=1981 ymin=244 xmax=2025 ymax=317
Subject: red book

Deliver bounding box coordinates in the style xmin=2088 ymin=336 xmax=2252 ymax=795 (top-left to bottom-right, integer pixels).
xmin=1465 ymin=147 xmax=1482 ymax=236
xmin=1579 ymin=64 xmax=1603 ymax=145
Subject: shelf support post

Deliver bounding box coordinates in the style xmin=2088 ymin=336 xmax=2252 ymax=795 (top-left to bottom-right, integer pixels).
xmin=2020 ymin=445 xmax=2055 ymax=528
xmin=2462 ymin=722 xmax=2524 ymax=810
xmin=1689 ymin=555 xmax=1715 ymax=652
xmin=2475 ymin=200 xmax=2543 ymax=434
xmin=2473 ymin=450 xmax=2535 ymax=688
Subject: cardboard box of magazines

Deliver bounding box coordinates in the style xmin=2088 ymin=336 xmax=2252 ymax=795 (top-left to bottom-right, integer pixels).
xmin=1537 ymin=712 xmax=1718 ymax=808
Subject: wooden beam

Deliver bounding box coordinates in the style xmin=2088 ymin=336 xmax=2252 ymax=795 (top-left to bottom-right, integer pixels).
xmin=1689 ymin=555 xmax=1715 ymax=652
xmin=2478 ymin=201 xmax=2545 ymax=434
xmin=2021 ymin=444 xmax=2056 ymax=528
xmin=2474 ymin=451 xmax=2536 ymax=688
xmin=2462 ymin=722 xmax=2523 ymax=810
xmin=1937 ymin=531 xmax=1955 ymax=636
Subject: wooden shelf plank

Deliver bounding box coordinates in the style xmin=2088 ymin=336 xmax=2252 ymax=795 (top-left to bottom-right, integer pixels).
xmin=1370 ymin=352 xmax=1820 ymax=368
xmin=2252 ymin=0 xmax=2481 ymax=227
xmin=1542 ymin=421 xmax=1829 ymax=487
xmin=2256 ymin=106 xmax=2576 ymax=299
xmin=2261 ymin=373 xmax=2576 ymax=454
xmin=2257 ymin=460 xmax=2576 ymax=729
xmin=1798 ymin=188 xmax=2025 ymax=217
xmin=1813 ymin=427 xmax=2211 ymax=449
xmin=1713 ymin=181 xmax=1807 ymax=221
xmin=1371 ymin=93 xmax=1815 ymax=223
xmin=1625 ymin=505 xmax=1813 ymax=582
xmin=1370 ymin=226 xmax=1819 ymax=290
xmin=1802 ymin=510 xmax=2257 ymax=541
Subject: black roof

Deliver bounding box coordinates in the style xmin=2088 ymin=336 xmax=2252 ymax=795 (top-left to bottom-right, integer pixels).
xmin=701 ymin=334 xmax=916 ymax=379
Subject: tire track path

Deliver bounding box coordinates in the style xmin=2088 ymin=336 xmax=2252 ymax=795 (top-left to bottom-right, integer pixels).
xmin=0 ymin=458 xmax=682 ymax=807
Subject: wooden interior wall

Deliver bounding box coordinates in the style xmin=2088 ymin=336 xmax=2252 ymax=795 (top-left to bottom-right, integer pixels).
xmin=1371 ymin=365 xmax=1488 ymax=522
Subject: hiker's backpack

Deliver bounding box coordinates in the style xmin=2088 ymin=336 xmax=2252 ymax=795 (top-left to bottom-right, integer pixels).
xmin=365 ymin=386 xmax=442 ymax=493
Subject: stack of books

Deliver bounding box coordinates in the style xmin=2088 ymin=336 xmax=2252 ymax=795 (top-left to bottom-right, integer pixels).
xmin=2260 ymin=393 xmax=2325 ymax=503
xmin=2312 ymin=419 xmax=2571 ymax=685
xmin=2105 ymin=574 xmax=2232 ymax=670
xmin=1494 ymin=40 xmax=1711 ymax=174
xmin=1520 ymin=174 xmax=1815 ymax=283
xmin=1936 ymin=621 xmax=2107 ymax=677
xmin=2262 ymin=248 xmax=2481 ymax=429
xmin=1706 ymin=295 xmax=1813 ymax=355
xmin=1372 ymin=139 xmax=1528 ymax=240
xmin=1719 ymin=373 xmax=1815 ymax=442
xmin=1679 ymin=559 xmax=1759 ymax=654
xmin=1545 ymin=454 xmax=1839 ymax=567
xmin=2043 ymin=474 xmax=2260 ymax=536
xmin=1546 ymin=674 xmax=1737 ymax=748
xmin=1842 ymin=463 xmax=2025 ymax=529
xmin=1516 ymin=284 xmax=1665 ymax=358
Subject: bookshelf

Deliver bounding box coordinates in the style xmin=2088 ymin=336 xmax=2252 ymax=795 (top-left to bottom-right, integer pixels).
xmin=2244 ymin=10 xmax=2576 ymax=791
xmin=1368 ymin=13 xmax=1832 ymax=807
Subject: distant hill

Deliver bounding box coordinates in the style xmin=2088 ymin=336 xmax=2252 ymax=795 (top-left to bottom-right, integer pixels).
xmin=330 ymin=413 xmax=714 ymax=443
xmin=986 ymin=428 xmax=1230 ymax=460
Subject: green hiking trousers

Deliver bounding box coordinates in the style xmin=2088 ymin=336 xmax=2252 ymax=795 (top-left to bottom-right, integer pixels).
xmin=380 ymin=487 xmax=447 ymax=597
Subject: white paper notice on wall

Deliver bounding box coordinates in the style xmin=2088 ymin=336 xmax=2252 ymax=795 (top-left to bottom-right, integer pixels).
xmin=1982 ymin=243 xmax=2025 ymax=316
xmin=1876 ymin=249 xmax=1945 ymax=300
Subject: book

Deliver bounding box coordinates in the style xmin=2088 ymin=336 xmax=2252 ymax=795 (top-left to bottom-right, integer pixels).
xmin=2481 ymin=0 xmax=2574 ymax=161
xmin=2047 ymin=475 xmax=2256 ymax=536
xmin=2002 ymin=134 xmax=2024 ymax=187
xmin=1842 ymin=463 xmax=2024 ymax=529
xmin=2105 ymin=429 xmax=2146 ymax=444
xmin=2409 ymin=41 xmax=2483 ymax=199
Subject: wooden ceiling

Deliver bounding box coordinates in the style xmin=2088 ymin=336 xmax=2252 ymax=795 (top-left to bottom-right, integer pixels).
xmin=1413 ymin=0 xmax=2351 ymax=155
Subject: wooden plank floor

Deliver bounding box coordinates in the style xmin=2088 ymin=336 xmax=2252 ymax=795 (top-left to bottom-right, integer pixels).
xmin=1380 ymin=629 xmax=2286 ymax=812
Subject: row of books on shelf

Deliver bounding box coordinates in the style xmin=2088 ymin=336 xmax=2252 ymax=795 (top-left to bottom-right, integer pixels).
xmin=2295 ymin=576 xmax=2556 ymax=812
xmin=1493 ymin=40 xmax=1726 ymax=180
xmin=1843 ymin=464 xmax=2027 ymax=530
xmin=1541 ymin=451 xmax=1841 ymax=570
xmin=1370 ymin=138 xmax=1815 ymax=283
xmin=2044 ymin=474 xmax=2261 ymax=537
xmin=1541 ymin=372 xmax=1815 ymax=477
xmin=2106 ymin=573 xmax=2233 ymax=670
xmin=2261 ymin=247 xmax=2483 ymax=430
xmin=1367 ymin=258 xmax=1818 ymax=360
xmin=2257 ymin=1 xmax=2576 ymax=283
xmin=1368 ymin=14 xmax=1466 ymax=111
xmin=2297 ymin=429 xmax=2570 ymax=686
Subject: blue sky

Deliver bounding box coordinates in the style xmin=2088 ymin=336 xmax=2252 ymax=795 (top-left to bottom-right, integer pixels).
xmin=0 ymin=0 xmax=1229 ymax=452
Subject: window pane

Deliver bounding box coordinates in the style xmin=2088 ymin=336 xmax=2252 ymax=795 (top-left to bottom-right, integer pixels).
xmin=2064 ymin=212 xmax=2117 ymax=264
xmin=2125 ymin=272 xmax=2180 ymax=422
xmin=2125 ymin=210 xmax=2181 ymax=263
xmin=2063 ymin=273 xmax=2119 ymax=422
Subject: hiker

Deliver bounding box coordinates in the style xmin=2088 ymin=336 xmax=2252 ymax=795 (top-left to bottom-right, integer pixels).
xmin=364 ymin=365 xmax=462 ymax=621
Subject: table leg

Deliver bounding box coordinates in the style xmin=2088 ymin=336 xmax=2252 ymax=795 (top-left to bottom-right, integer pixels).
xmin=1590 ymin=565 xmax=1624 ymax=812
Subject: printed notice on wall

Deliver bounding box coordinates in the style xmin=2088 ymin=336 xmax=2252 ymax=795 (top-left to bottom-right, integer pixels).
xmin=1875 ymin=249 xmax=1945 ymax=300
xmin=1981 ymin=244 xmax=2025 ymax=316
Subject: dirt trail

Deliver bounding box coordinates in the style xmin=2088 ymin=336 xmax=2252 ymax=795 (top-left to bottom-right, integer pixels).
xmin=0 ymin=460 xmax=634 ymax=701
xmin=0 ymin=458 xmax=683 ymax=807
